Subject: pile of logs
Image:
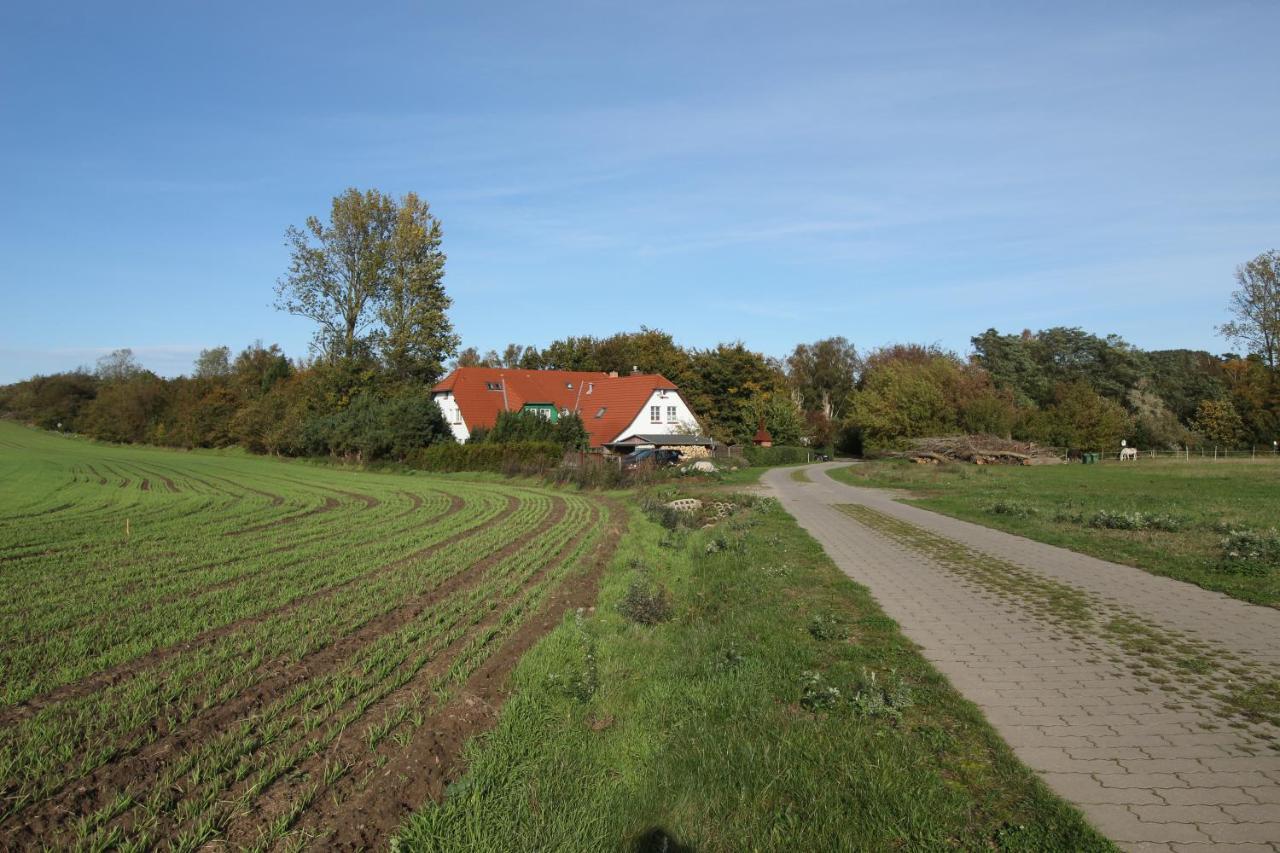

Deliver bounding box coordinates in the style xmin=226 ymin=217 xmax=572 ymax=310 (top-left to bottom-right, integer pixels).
xmin=892 ymin=435 xmax=1062 ymax=466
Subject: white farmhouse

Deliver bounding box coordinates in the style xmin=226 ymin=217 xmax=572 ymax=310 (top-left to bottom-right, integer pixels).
xmin=431 ymin=367 xmax=710 ymax=452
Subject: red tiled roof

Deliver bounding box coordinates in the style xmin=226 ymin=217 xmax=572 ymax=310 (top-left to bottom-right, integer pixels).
xmin=432 ymin=367 xmax=681 ymax=447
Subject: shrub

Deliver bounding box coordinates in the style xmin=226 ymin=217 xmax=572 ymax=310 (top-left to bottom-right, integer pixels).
xmin=617 ymin=580 xmax=673 ymax=625
xmin=485 ymin=409 xmax=590 ymax=450
xmin=1218 ymin=529 xmax=1280 ymax=576
xmin=407 ymin=440 xmax=561 ymax=473
xmin=743 ymin=445 xmax=812 ymax=466
xmin=316 ymin=393 xmax=453 ymax=462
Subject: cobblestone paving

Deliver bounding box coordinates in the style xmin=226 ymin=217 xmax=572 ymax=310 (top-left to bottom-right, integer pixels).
xmin=764 ymin=463 xmax=1280 ymax=852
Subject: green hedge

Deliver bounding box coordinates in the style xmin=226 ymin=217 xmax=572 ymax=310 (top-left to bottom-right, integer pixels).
xmin=742 ymin=445 xmax=812 ymax=465
xmin=407 ymin=440 xmax=562 ymax=473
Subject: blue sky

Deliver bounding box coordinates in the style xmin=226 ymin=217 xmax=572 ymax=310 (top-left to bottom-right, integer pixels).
xmin=1 ymin=1 xmax=1277 ymax=383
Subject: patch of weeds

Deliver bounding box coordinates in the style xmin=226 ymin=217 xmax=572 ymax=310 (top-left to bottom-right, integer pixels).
xmin=807 ymin=612 xmax=848 ymax=642
xmin=544 ymin=611 xmax=599 ymax=702
xmin=617 ymin=580 xmax=673 ymax=626
xmin=1217 ymin=528 xmax=1280 ymax=576
xmin=704 ymin=533 xmax=744 ymax=555
xmin=799 ymin=671 xmax=841 ymax=712
xmin=987 ymin=501 xmax=1039 ymax=519
xmin=1087 ymin=510 xmax=1185 ymax=532
xmin=760 ymin=563 xmax=791 ymax=578
xmin=1175 ymin=656 xmax=1213 ymax=675
xmin=1218 ymin=678 xmax=1280 ymax=727
xmin=849 ymin=668 xmax=913 ymax=721
xmin=714 ymin=643 xmax=745 ymax=673
xmin=658 ymin=528 xmax=688 ymax=550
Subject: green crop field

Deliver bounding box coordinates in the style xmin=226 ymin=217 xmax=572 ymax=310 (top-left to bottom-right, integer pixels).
xmin=0 ymin=422 xmax=615 ymax=850
xmin=829 ymin=458 xmax=1280 ymax=607
xmin=0 ymin=423 xmax=1107 ymax=851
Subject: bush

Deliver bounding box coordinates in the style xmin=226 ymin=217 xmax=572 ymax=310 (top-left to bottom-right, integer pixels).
xmin=484 ymin=409 xmax=590 ymax=450
xmin=408 ymin=440 xmax=561 ymax=473
xmin=312 ymin=393 xmax=452 ymax=462
xmin=617 ymin=579 xmax=673 ymax=625
xmin=743 ymin=445 xmax=812 ymax=466
xmin=546 ymin=461 xmax=634 ymax=490
xmin=1218 ymin=529 xmax=1280 ymax=576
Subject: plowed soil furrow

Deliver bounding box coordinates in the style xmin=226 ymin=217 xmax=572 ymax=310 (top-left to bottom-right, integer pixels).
xmin=0 ymin=495 xmax=527 ymax=830
xmin=10 ymin=489 xmax=458 ymax=653
xmin=0 ymin=502 xmax=74 ymax=522
xmin=301 ymin=498 xmax=622 ymax=850
xmin=224 ymin=496 xmax=341 ymax=536
xmin=218 ymin=499 xmax=602 ymax=849
xmin=0 ymin=494 xmax=466 ymax=692
xmin=11 ymin=497 xmax=571 ymax=848
xmin=0 ymin=494 xmax=508 ymax=730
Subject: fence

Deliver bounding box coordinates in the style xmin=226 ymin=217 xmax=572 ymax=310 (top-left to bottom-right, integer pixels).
xmin=1062 ymin=446 xmax=1280 ymax=463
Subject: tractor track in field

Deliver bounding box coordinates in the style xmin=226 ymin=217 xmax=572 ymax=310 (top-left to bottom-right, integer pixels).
xmin=2 ymin=495 xmax=462 ymax=674
xmin=224 ymin=496 xmax=342 ymax=536
xmin=211 ymin=496 xmax=589 ymax=848
xmin=303 ymin=497 xmax=624 ymax=851
xmin=6 ymin=495 xmax=576 ymax=848
xmin=0 ymin=502 xmax=74 ymax=522
xmin=131 ymin=464 xmax=180 ymax=492
xmin=1 ymin=494 xmax=455 ymax=665
xmin=0 ymin=493 xmax=500 ymax=731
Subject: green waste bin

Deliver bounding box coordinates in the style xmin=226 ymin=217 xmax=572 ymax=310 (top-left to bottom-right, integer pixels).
xmin=1081 ymin=452 xmax=1099 ymax=464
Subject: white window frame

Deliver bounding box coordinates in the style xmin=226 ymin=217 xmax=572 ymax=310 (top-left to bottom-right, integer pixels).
xmin=650 ymin=405 xmax=661 ymax=423
xmin=666 ymin=405 xmax=677 ymax=423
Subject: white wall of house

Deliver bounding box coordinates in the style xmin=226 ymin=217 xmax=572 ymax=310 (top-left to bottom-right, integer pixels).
xmin=432 ymin=392 xmax=471 ymax=443
xmin=612 ymin=389 xmax=701 ymax=443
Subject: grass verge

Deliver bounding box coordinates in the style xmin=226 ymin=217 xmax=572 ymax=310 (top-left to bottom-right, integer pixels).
xmin=827 ymin=459 xmax=1280 ymax=607
xmin=396 ymin=493 xmax=1112 ymax=851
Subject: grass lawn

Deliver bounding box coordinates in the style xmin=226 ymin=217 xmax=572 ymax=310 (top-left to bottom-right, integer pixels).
xmin=828 ymin=458 xmax=1280 ymax=608
xmin=397 ymin=490 xmax=1110 ymax=851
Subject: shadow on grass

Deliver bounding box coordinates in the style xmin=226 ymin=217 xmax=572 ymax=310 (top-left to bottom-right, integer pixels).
xmin=632 ymin=826 xmax=695 ymax=852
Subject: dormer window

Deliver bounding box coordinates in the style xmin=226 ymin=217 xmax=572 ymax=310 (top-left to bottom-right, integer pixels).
xmin=485 ymin=382 xmax=502 ymax=391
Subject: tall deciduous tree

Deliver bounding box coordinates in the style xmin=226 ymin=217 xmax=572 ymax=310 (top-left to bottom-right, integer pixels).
xmin=377 ymin=193 xmax=457 ymax=384
xmin=786 ymin=337 xmax=859 ymax=422
xmin=1192 ymin=398 xmax=1245 ymax=448
xmin=276 ymin=188 xmax=457 ymax=382
xmin=96 ymin=348 xmax=143 ymax=382
xmin=1219 ymin=250 xmax=1280 ymax=371
xmin=194 ymin=346 xmax=231 ymax=380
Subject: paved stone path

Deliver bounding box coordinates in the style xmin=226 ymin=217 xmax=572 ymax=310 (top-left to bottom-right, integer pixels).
xmin=764 ymin=463 xmax=1280 ymax=852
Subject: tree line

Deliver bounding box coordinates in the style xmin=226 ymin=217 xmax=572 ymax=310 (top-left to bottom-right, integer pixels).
xmin=2 ymin=188 xmax=1276 ymax=458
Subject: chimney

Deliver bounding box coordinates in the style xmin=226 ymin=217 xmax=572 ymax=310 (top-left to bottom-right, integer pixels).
xmin=631 ymin=365 xmax=638 ymax=375
xmin=608 ymin=371 xmax=618 ymax=378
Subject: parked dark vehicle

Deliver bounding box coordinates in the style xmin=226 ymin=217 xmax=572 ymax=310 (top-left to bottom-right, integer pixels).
xmin=622 ymin=448 xmax=682 ymax=469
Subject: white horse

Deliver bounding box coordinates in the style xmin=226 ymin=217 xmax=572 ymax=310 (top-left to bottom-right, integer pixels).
xmin=1119 ymin=447 xmax=1138 ymax=461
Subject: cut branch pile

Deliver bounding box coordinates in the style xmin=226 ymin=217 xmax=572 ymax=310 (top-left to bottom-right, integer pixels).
xmin=892 ymin=435 xmax=1063 ymax=466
